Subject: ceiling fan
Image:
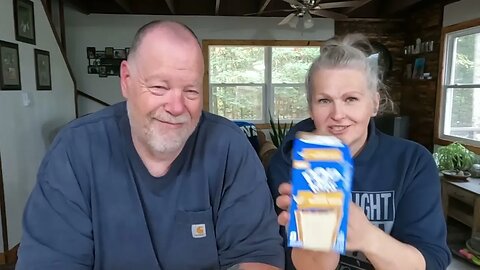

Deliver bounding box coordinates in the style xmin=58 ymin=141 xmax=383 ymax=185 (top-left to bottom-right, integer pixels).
xmin=277 ymin=0 xmax=356 ymax=29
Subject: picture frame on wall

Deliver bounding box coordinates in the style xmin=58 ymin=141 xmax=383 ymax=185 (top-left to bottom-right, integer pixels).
xmin=34 ymin=49 xmax=52 ymax=90
xmin=105 ymin=47 xmax=114 ymax=58
xmin=14 ymin=0 xmax=36 ymax=45
xmin=87 ymin=47 xmax=96 ymax=59
xmin=0 ymin=40 xmax=21 ymax=90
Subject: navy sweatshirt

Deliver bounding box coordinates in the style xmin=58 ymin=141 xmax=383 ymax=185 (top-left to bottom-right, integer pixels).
xmin=267 ymin=117 xmax=451 ymax=270
xmin=17 ymin=102 xmax=284 ymax=270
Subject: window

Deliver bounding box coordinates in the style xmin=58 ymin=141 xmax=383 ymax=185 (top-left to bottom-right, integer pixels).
xmin=437 ymin=20 xmax=480 ymax=150
xmin=204 ymin=40 xmax=321 ymax=125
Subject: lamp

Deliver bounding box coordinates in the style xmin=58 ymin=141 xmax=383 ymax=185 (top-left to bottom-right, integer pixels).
xmin=288 ymin=15 xmax=299 ymax=28
xmin=303 ymin=12 xmax=314 ymax=29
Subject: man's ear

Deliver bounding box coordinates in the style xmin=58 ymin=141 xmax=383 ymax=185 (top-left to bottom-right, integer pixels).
xmin=120 ymin=60 xmax=131 ymax=99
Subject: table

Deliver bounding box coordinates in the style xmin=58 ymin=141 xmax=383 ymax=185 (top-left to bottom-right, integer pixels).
xmin=442 ymin=177 xmax=480 ymax=237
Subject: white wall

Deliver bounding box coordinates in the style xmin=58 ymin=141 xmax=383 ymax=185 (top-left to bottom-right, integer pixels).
xmin=443 ymin=0 xmax=480 ymax=27
xmin=0 ymin=0 xmax=76 ymax=250
xmin=64 ymin=8 xmax=334 ymax=115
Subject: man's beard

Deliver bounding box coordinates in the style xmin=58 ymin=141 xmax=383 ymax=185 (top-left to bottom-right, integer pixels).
xmin=128 ymin=104 xmax=199 ymax=155
xmin=145 ymin=111 xmax=197 ymax=154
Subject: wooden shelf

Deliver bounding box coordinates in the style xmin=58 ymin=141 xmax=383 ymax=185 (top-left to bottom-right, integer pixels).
xmin=449 ymin=207 xmax=473 ymax=227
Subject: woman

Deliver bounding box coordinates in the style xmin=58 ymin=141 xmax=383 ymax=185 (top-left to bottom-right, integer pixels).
xmin=267 ymin=34 xmax=451 ymax=270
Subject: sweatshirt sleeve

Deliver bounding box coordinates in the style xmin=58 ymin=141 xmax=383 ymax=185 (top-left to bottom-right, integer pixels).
xmin=391 ymin=147 xmax=451 ymax=270
xmin=16 ymin=134 xmax=94 ymax=270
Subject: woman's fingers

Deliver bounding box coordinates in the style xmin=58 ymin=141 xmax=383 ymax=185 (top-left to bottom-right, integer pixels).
xmin=278 ymin=182 xmax=292 ymax=195
xmin=278 ymin=211 xmax=290 ymax=226
xmin=277 ymin=183 xmax=292 ymax=226
xmin=276 ymin=194 xmax=291 ymax=210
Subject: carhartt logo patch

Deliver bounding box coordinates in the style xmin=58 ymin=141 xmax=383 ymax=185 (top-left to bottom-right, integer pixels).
xmin=191 ymin=224 xmax=206 ymax=238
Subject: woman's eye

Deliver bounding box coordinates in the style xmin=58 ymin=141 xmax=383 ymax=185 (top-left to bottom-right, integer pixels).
xmin=317 ymin=99 xmax=330 ymax=104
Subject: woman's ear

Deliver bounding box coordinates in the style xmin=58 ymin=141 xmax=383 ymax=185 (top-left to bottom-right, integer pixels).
xmin=372 ymin=92 xmax=380 ymax=117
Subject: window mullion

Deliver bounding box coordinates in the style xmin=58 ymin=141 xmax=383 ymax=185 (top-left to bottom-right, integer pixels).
xmin=265 ymin=46 xmax=273 ymax=123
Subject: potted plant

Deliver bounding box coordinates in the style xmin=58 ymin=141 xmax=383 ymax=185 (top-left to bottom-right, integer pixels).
xmin=433 ymin=142 xmax=476 ymax=179
xmin=268 ymin=111 xmax=293 ymax=148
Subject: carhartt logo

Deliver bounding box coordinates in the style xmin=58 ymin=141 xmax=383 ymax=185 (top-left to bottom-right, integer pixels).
xmin=191 ymin=224 xmax=206 ymax=238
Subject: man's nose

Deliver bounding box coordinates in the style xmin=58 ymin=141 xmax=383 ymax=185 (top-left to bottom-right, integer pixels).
xmin=164 ymin=90 xmax=186 ymax=116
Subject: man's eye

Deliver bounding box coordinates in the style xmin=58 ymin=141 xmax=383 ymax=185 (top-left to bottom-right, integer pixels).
xmin=185 ymin=89 xmax=200 ymax=99
xmin=149 ymin=86 xmax=167 ymax=95
xmin=346 ymin=97 xmax=358 ymax=103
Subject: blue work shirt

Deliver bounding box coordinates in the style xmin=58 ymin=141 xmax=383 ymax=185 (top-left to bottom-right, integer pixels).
xmin=17 ymin=102 xmax=284 ymax=270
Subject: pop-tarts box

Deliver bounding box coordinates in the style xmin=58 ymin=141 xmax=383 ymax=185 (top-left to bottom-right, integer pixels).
xmin=287 ymin=132 xmax=353 ymax=253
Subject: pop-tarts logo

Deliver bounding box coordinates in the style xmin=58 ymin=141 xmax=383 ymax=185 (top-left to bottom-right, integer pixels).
xmin=191 ymin=224 xmax=206 ymax=238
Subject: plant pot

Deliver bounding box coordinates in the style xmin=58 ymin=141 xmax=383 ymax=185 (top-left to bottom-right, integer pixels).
xmin=442 ymin=170 xmax=471 ymax=182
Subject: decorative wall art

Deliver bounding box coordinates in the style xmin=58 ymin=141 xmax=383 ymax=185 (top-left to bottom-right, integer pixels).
xmin=86 ymin=46 xmax=129 ymax=77
xmin=14 ymin=0 xmax=36 ymax=45
xmin=0 ymin=40 xmax=21 ymax=90
xmin=34 ymin=49 xmax=52 ymax=90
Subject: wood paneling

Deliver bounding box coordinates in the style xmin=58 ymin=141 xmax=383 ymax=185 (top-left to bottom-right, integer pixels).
xmin=336 ymin=20 xmax=406 ymax=113
xmin=400 ymin=3 xmax=443 ymax=151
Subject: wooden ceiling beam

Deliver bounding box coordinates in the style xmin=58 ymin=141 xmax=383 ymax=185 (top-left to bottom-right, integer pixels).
xmin=113 ymin=0 xmax=132 ymax=13
xmin=215 ymin=0 xmax=221 ymax=15
xmin=345 ymin=0 xmax=374 ymax=14
xmin=383 ymin=0 xmax=423 ymax=15
xmin=165 ymin=0 xmax=176 ymax=14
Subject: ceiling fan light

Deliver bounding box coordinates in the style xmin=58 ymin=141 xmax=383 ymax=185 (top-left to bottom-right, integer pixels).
xmin=304 ymin=19 xmax=314 ymax=29
xmin=288 ymin=16 xmax=299 ymax=28
xmin=303 ymin=12 xmax=313 ymax=29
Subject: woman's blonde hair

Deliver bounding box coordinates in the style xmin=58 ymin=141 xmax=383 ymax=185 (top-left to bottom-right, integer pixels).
xmin=305 ymin=34 xmax=394 ymax=114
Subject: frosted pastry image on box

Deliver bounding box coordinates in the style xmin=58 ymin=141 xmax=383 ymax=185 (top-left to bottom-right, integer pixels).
xmin=287 ymin=132 xmax=353 ymax=253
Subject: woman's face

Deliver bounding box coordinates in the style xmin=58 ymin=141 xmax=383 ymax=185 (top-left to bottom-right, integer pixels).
xmin=309 ymin=68 xmax=379 ymax=156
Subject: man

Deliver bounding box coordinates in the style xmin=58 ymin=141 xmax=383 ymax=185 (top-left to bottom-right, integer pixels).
xmin=17 ymin=21 xmax=284 ymax=270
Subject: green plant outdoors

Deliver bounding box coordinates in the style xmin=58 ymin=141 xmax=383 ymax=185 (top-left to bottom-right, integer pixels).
xmin=433 ymin=142 xmax=476 ymax=172
xmin=269 ymin=112 xmax=293 ymax=148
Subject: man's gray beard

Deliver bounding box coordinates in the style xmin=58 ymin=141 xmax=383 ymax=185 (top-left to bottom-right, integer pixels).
xmin=145 ymin=125 xmax=192 ymax=154
xmin=126 ymin=103 xmax=198 ymax=155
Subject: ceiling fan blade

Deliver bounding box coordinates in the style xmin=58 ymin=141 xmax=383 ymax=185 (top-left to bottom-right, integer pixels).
xmin=316 ymin=1 xmax=360 ymax=9
xmin=278 ymin=12 xmax=297 ymax=25
xmin=244 ymin=9 xmax=295 ymax=16
xmin=310 ymin=9 xmax=348 ymax=20
xmin=283 ymin=0 xmax=303 ymax=6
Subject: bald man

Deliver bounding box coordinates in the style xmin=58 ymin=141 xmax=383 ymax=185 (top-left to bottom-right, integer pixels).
xmin=17 ymin=21 xmax=284 ymax=270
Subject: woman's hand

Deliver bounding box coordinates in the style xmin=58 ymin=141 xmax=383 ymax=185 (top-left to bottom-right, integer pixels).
xmin=276 ymin=183 xmax=340 ymax=270
xmin=345 ymin=202 xmax=378 ymax=253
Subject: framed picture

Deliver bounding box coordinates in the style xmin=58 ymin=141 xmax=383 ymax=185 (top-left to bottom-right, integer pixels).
xmin=14 ymin=0 xmax=36 ymax=45
xmin=0 ymin=40 xmax=21 ymax=90
xmin=98 ymin=66 xmax=107 ymax=77
xmin=105 ymin=47 xmax=114 ymax=58
xmin=113 ymin=49 xmax=126 ymax=59
xmin=95 ymin=50 xmax=105 ymax=59
xmin=87 ymin=65 xmax=98 ymax=74
xmin=34 ymin=49 xmax=52 ymax=90
xmin=87 ymin=47 xmax=96 ymax=59
xmin=125 ymin=47 xmax=130 ymax=57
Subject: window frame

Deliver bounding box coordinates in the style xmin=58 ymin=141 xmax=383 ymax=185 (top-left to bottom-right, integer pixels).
xmin=435 ymin=18 xmax=480 ymax=154
xmin=202 ymin=40 xmax=322 ymax=128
